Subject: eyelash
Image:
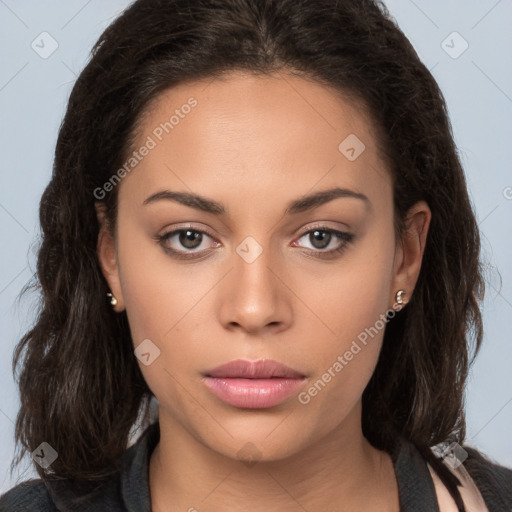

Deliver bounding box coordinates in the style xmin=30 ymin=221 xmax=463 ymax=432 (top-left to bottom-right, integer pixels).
xmin=156 ymin=225 xmax=354 ymax=261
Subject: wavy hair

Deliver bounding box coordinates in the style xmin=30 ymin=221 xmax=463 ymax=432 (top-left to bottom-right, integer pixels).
xmin=12 ymin=0 xmax=484 ymax=506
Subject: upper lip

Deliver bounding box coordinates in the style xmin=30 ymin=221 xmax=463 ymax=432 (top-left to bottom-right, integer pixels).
xmin=204 ymin=359 xmax=305 ymax=379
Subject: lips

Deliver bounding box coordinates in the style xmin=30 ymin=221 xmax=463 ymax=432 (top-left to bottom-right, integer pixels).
xmin=203 ymin=359 xmax=306 ymax=409
xmin=205 ymin=359 xmax=305 ymax=379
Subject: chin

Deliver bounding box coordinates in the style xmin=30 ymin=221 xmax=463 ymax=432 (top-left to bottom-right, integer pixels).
xmin=194 ymin=417 xmax=320 ymax=465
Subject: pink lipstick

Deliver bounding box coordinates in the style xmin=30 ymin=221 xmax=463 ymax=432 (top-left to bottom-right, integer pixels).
xmin=203 ymin=359 xmax=306 ymax=409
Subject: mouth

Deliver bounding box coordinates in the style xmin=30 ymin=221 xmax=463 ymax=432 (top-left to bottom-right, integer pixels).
xmin=202 ymin=359 xmax=307 ymax=409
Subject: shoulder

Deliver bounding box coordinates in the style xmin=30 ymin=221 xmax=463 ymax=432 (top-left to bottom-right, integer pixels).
xmin=462 ymin=445 xmax=512 ymax=510
xmin=393 ymin=436 xmax=512 ymax=511
xmin=0 ymin=423 xmax=157 ymax=512
xmin=428 ymin=442 xmax=512 ymax=512
xmin=0 ymin=479 xmax=56 ymax=511
xmin=0 ymin=475 xmax=122 ymax=511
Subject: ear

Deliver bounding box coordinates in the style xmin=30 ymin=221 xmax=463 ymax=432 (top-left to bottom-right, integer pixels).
xmin=95 ymin=202 xmax=125 ymax=312
xmin=390 ymin=200 xmax=431 ymax=308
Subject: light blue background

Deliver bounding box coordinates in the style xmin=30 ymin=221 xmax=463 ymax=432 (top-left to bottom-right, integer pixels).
xmin=1 ymin=0 xmax=511 ymax=493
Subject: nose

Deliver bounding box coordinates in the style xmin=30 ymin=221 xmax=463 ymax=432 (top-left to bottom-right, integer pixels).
xmin=217 ymin=242 xmax=292 ymax=336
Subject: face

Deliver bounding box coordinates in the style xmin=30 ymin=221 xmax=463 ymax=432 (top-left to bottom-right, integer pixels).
xmin=97 ymin=70 xmax=430 ymax=462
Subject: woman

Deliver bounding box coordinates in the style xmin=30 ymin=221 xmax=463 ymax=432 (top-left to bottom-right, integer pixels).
xmin=1 ymin=0 xmax=511 ymax=510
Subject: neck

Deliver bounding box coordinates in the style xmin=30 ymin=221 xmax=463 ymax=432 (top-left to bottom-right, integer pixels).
xmin=149 ymin=401 xmax=399 ymax=512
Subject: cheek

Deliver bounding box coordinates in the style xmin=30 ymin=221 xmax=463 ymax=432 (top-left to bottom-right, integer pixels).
xmin=296 ymin=228 xmax=395 ymax=414
xmin=116 ymin=222 xmax=197 ymax=343
xmin=115 ymin=229 xmax=203 ymax=413
xmin=115 ymin=223 xmax=213 ymax=391
xmin=306 ymin=226 xmax=395 ymax=346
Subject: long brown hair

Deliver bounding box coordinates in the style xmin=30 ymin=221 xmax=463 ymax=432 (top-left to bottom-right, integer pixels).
xmin=12 ymin=0 xmax=484 ymax=506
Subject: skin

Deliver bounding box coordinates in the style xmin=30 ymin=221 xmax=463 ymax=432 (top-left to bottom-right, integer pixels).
xmin=96 ymin=70 xmax=431 ymax=511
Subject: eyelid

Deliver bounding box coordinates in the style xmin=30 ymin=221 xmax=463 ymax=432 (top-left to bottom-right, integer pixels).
xmin=295 ymin=221 xmax=351 ymax=237
xmin=158 ymin=222 xmax=217 ymax=239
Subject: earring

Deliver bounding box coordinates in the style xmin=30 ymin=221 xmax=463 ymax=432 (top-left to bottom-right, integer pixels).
xmin=107 ymin=292 xmax=118 ymax=307
xmin=396 ymin=289 xmax=407 ymax=306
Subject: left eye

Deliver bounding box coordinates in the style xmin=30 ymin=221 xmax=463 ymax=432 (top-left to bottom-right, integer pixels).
xmin=294 ymin=228 xmax=353 ymax=253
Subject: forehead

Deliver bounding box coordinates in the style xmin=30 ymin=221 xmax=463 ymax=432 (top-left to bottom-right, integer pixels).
xmin=119 ymin=70 xmax=391 ymax=213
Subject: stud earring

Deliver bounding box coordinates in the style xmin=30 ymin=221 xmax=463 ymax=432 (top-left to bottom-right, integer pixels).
xmin=396 ymin=289 xmax=407 ymax=306
xmin=107 ymin=292 xmax=118 ymax=307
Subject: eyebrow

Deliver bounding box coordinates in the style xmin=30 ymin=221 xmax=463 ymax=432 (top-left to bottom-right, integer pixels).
xmin=142 ymin=186 xmax=370 ymax=215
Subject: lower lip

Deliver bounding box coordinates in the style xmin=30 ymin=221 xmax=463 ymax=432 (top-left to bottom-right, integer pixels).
xmin=203 ymin=377 xmax=306 ymax=409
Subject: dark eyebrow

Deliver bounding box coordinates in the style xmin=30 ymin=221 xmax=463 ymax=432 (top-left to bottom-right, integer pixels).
xmin=143 ymin=190 xmax=225 ymax=214
xmin=285 ymin=187 xmax=370 ymax=215
xmin=142 ymin=187 xmax=370 ymax=215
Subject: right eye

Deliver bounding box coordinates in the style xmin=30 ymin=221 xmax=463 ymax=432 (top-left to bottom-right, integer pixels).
xmin=157 ymin=227 xmax=221 ymax=259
